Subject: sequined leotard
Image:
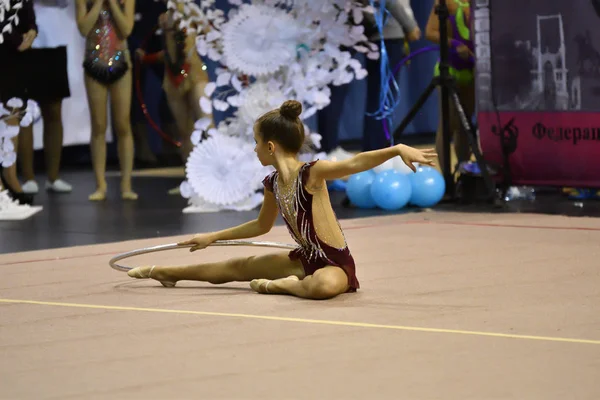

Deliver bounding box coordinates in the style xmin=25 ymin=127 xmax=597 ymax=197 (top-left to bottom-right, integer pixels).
xmin=83 ymin=0 xmax=130 ymax=84
xmin=262 ymin=161 xmax=360 ymax=292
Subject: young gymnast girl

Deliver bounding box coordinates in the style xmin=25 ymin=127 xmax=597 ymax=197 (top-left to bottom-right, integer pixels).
xmin=75 ymin=0 xmax=137 ymax=201
xmin=138 ymin=2 xmax=213 ymax=193
xmin=127 ymin=100 xmax=436 ymax=300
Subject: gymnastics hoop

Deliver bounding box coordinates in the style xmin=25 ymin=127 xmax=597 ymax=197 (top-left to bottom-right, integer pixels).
xmin=109 ymin=240 xmax=298 ymax=273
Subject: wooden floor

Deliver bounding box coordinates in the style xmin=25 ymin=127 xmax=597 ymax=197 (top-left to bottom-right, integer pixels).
xmin=1 ymin=212 xmax=599 ymax=399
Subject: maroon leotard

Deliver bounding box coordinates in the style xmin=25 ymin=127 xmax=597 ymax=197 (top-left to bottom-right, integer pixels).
xmin=262 ymin=161 xmax=360 ymax=292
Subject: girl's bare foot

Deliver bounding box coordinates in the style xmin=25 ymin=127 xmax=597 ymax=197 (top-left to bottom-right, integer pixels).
xmin=88 ymin=189 xmax=106 ymax=201
xmin=121 ymin=191 xmax=138 ymax=200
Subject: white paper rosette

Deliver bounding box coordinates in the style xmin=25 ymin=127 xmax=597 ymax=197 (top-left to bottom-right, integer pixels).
xmin=184 ymin=133 xmax=268 ymax=206
xmin=0 ymin=98 xmax=37 ymax=168
xmin=221 ymin=4 xmax=308 ymax=77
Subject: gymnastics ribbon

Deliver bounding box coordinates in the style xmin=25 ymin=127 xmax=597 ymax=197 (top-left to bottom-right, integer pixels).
xmin=366 ymin=0 xmax=402 ymax=145
xmin=134 ymin=24 xmax=182 ymax=148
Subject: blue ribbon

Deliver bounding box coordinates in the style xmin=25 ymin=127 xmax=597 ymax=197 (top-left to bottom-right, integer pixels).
xmin=366 ymin=0 xmax=401 ymax=145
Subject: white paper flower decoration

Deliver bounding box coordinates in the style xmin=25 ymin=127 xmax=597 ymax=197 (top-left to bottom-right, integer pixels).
xmin=1 ymin=0 xmax=25 ymax=44
xmin=173 ymin=0 xmax=380 ymax=212
xmin=236 ymin=80 xmax=286 ymax=131
xmin=184 ymin=133 xmax=268 ymax=205
xmin=1 ymin=98 xmax=35 ymax=168
xmin=221 ymin=4 xmax=309 ymax=77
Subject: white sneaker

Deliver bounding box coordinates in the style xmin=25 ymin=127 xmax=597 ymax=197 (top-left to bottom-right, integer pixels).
xmin=46 ymin=179 xmax=72 ymax=193
xmin=21 ymin=180 xmax=39 ymax=194
xmin=0 ymin=190 xmax=43 ymax=220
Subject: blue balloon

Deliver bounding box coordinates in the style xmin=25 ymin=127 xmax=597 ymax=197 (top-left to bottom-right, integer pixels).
xmin=370 ymin=170 xmax=412 ymax=210
xmin=409 ymin=166 xmax=445 ymax=207
xmin=327 ymin=179 xmax=347 ymax=192
xmin=346 ymin=170 xmax=376 ymax=209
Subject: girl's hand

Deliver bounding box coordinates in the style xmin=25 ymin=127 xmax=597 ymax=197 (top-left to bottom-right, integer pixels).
xmin=397 ymin=145 xmax=437 ymax=172
xmin=456 ymin=44 xmax=472 ymax=60
xmin=17 ymin=29 xmax=37 ymax=51
xmin=135 ymin=48 xmax=146 ymax=61
xmin=158 ymin=12 xmax=169 ymax=29
xmin=177 ymin=233 xmax=216 ymax=252
xmin=406 ymin=26 xmax=421 ymax=42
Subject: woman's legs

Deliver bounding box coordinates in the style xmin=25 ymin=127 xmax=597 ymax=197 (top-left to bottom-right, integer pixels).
xmin=109 ymin=68 xmax=137 ymax=200
xmin=84 ymin=73 xmax=110 ymax=200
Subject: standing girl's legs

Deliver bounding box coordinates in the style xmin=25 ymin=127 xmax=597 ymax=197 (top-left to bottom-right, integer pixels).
xmin=15 ymin=100 xmax=72 ymax=194
xmin=109 ymin=67 xmax=137 ymax=200
xmin=84 ymin=73 xmax=110 ymax=200
xmin=164 ymin=79 xmax=194 ymax=163
xmin=41 ymin=99 xmax=72 ymax=190
xmin=187 ymin=78 xmax=213 ymax=154
xmin=453 ymin=83 xmax=475 ymax=164
xmin=435 ymin=87 xmax=458 ymax=176
xmin=1 ymin=115 xmax=24 ymax=193
xmin=434 ymin=83 xmax=475 ymax=176
xmin=17 ymin=123 xmax=35 ymax=185
xmin=1 ymin=137 xmax=23 ymax=192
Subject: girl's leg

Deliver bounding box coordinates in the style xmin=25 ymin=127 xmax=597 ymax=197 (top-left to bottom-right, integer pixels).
xmin=435 ymin=87 xmax=460 ymax=176
xmin=17 ymin=123 xmax=35 ymax=183
xmin=2 ymin=135 xmax=23 ymax=192
xmin=83 ymin=73 xmax=110 ymax=200
xmin=164 ymin=79 xmax=194 ymax=163
xmin=40 ymin=99 xmax=70 ymax=187
xmin=127 ymin=251 xmax=305 ymax=286
xmin=1 ymin=110 xmax=24 ymax=193
xmin=452 ymin=83 xmax=476 ymax=164
xmin=251 ymin=266 xmax=350 ymax=300
xmin=109 ymin=68 xmax=137 ymax=200
xmin=184 ymin=80 xmax=212 ymax=160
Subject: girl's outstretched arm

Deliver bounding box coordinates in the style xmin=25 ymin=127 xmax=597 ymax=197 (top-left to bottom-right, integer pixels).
xmin=177 ymin=190 xmax=279 ymax=252
xmin=311 ymin=144 xmax=437 ymax=182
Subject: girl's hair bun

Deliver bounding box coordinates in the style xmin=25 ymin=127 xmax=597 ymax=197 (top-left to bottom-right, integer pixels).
xmin=279 ymin=100 xmax=302 ymax=120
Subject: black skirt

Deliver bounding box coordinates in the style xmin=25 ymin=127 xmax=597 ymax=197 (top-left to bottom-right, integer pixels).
xmin=0 ymin=45 xmax=71 ymax=104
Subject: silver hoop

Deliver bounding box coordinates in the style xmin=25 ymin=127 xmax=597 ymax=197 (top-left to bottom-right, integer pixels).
xmin=109 ymin=240 xmax=298 ymax=272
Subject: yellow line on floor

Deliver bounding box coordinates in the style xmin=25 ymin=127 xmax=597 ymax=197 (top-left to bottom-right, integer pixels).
xmin=1 ymin=298 xmax=599 ymax=345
